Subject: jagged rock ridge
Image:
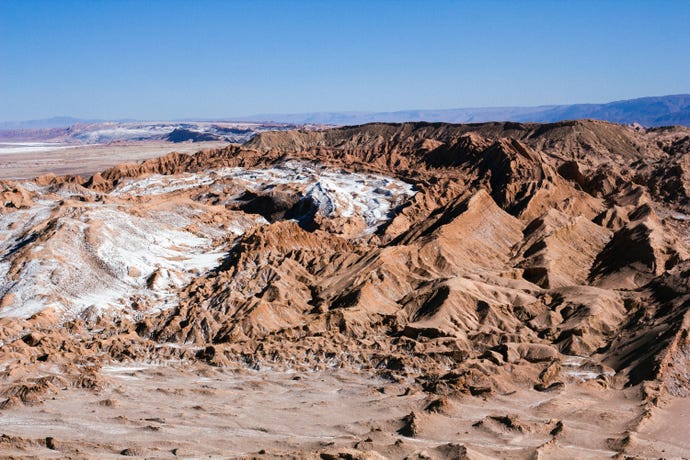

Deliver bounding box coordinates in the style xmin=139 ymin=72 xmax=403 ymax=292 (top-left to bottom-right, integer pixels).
xmin=1 ymin=120 xmax=690 ymax=457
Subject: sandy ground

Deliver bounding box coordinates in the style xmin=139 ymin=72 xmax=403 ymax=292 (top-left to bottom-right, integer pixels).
xmin=0 ymin=363 xmax=665 ymax=459
xmin=0 ymin=142 xmax=230 ymax=180
xmin=629 ymin=396 xmax=690 ymax=458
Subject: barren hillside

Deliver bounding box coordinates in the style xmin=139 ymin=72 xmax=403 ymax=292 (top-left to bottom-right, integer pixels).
xmin=1 ymin=120 xmax=690 ymax=458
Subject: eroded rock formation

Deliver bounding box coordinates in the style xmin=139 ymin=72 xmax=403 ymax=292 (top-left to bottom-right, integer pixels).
xmin=2 ymin=120 xmax=690 ymax=457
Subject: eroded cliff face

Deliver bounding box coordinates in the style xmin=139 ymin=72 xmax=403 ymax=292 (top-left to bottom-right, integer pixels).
xmin=1 ymin=120 xmax=690 ymax=458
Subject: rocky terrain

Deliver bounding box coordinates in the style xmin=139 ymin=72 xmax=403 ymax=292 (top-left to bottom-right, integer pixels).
xmin=1 ymin=120 xmax=690 ymax=458
xmin=0 ymin=121 xmax=302 ymax=181
xmin=0 ymin=121 xmax=299 ymax=144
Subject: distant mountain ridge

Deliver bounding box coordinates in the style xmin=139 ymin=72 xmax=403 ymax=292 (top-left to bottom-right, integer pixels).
xmin=0 ymin=121 xmax=297 ymax=144
xmin=242 ymin=94 xmax=690 ymax=127
xmin=3 ymin=94 xmax=690 ymax=128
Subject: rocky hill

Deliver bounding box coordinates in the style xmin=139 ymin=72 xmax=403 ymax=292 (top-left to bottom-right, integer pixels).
xmin=1 ymin=120 xmax=689 ymax=457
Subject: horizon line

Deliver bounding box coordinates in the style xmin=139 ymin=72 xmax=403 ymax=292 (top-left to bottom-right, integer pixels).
xmin=2 ymin=93 xmax=689 ymax=125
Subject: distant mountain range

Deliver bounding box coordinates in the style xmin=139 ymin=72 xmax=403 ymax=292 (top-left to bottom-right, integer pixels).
xmin=3 ymin=94 xmax=690 ymax=129
xmin=241 ymin=94 xmax=690 ymax=127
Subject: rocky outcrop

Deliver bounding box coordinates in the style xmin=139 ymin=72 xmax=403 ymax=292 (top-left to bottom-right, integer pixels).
xmin=1 ymin=119 xmax=690 ymax=417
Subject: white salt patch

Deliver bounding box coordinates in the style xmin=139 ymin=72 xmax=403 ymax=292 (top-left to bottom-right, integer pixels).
xmin=1 ymin=160 xmax=415 ymax=319
xmin=0 ymin=261 xmax=9 ymax=283
xmin=218 ymin=161 xmax=416 ymax=230
xmin=565 ymin=370 xmax=603 ymax=381
xmin=112 ymin=160 xmax=416 ymax=232
xmin=71 ymin=126 xmax=173 ymax=144
xmin=67 ymin=122 xmax=263 ymax=144
xmin=101 ymin=364 xmax=153 ymax=373
xmin=0 ymin=142 xmax=74 ymax=155
xmin=561 ymin=355 xmax=614 ymax=382
xmin=111 ymin=173 xmax=216 ymax=197
xmin=562 ymin=356 xmax=587 ymax=367
xmin=0 ymin=203 xmax=226 ymax=319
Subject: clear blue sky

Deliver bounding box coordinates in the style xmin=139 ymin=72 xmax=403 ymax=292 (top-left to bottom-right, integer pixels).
xmin=1 ymin=0 xmax=689 ymax=121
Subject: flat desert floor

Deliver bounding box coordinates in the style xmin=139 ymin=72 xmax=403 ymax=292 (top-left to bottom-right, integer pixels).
xmin=0 ymin=363 xmax=650 ymax=458
xmin=1 ymin=362 xmax=688 ymax=458
xmin=0 ymin=141 xmax=229 ymax=180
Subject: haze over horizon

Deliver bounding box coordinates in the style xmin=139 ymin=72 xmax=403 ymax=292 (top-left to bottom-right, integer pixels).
xmin=2 ymin=0 xmax=690 ymax=122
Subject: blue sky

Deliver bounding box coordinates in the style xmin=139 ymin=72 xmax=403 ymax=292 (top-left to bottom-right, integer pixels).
xmin=1 ymin=0 xmax=689 ymax=121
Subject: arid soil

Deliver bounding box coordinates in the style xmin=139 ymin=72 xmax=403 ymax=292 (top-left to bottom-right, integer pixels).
xmin=1 ymin=120 xmax=690 ymax=458
xmin=0 ymin=141 xmax=230 ymax=180
xmin=0 ymin=364 xmax=652 ymax=458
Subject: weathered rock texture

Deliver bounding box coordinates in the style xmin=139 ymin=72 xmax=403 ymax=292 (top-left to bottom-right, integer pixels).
xmin=2 ymin=120 xmax=690 ymax=457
